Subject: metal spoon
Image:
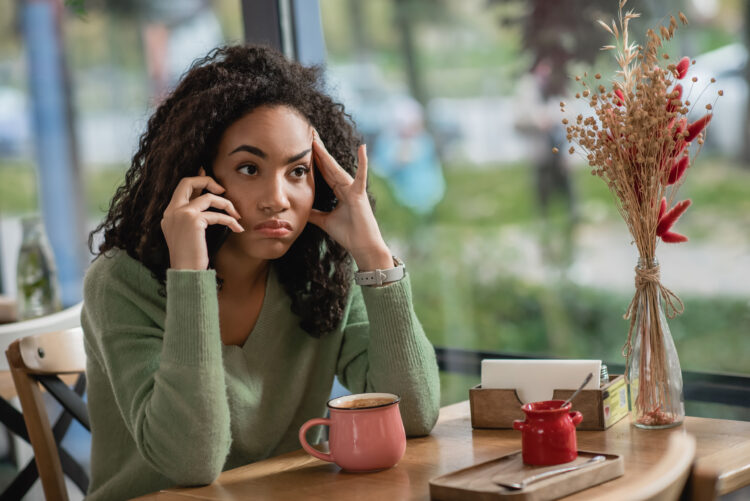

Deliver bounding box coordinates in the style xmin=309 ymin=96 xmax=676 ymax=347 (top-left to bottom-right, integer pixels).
xmin=494 ymin=455 xmax=606 ymax=490
xmin=560 ymin=372 xmax=594 ymax=409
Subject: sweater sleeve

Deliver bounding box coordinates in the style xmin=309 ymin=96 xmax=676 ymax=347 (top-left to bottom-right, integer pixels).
xmin=83 ymin=264 xmax=231 ymax=486
xmin=335 ymin=274 xmax=440 ymax=436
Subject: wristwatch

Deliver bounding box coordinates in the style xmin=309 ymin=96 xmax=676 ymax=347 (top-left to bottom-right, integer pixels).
xmin=354 ymin=256 xmax=405 ymax=286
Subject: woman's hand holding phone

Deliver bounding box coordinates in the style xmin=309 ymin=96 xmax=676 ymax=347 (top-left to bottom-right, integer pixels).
xmin=309 ymin=132 xmax=393 ymax=272
xmin=161 ymin=168 xmax=244 ymax=270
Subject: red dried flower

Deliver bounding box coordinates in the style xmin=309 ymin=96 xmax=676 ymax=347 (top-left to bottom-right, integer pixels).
xmin=657 ymin=199 xmax=691 ymax=237
xmin=661 ymin=231 xmax=689 ymax=243
xmin=668 ymin=156 xmax=689 ymax=184
xmin=676 ymin=57 xmax=690 ymax=79
xmin=666 ymin=84 xmax=683 ymax=113
xmin=685 ymin=114 xmax=712 ymax=143
xmin=658 ymin=197 xmax=667 ymax=220
xmin=614 ymin=88 xmax=625 ymax=106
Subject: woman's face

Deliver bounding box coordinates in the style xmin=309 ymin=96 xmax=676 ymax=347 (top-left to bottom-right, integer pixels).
xmin=212 ymin=105 xmax=315 ymax=261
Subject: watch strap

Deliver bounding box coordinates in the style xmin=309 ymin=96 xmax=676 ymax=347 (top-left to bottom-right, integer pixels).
xmin=354 ymin=256 xmax=405 ymax=286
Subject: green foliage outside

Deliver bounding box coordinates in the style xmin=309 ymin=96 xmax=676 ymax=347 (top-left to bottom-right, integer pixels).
xmin=366 ymin=156 xmax=750 ymax=409
xmin=0 ymin=163 xmax=125 ymax=218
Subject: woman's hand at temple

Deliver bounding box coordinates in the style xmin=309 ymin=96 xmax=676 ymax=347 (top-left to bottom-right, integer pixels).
xmin=309 ymin=132 xmax=393 ymax=271
xmin=160 ymin=168 xmax=244 ymax=270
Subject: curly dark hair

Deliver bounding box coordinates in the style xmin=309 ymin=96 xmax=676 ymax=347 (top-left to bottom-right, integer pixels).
xmin=90 ymin=45 xmax=370 ymax=337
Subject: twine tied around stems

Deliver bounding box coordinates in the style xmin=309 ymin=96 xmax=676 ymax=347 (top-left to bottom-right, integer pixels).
xmin=622 ymin=260 xmax=684 ymax=380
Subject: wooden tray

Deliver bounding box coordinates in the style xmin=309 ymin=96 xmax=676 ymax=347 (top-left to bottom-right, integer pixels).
xmin=429 ymin=450 xmax=623 ymax=500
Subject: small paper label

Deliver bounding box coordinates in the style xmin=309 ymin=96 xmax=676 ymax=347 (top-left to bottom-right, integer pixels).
xmin=603 ymin=377 xmax=628 ymax=427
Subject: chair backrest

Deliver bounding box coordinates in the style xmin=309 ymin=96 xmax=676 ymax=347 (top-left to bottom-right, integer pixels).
xmin=0 ymin=302 xmax=83 ymax=371
xmin=606 ymin=433 xmax=696 ymax=501
xmin=6 ymin=327 xmax=88 ymax=501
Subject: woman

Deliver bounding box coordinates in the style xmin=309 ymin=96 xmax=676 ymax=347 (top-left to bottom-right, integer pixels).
xmin=82 ymin=45 xmax=440 ymax=501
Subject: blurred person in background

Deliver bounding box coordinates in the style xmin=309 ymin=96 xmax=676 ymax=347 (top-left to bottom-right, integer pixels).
xmin=140 ymin=0 xmax=223 ymax=103
xmin=372 ymin=95 xmax=445 ymax=216
xmin=515 ymin=58 xmax=577 ymax=268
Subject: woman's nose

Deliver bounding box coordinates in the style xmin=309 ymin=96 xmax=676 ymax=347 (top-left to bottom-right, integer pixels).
xmin=257 ymin=176 xmax=290 ymax=213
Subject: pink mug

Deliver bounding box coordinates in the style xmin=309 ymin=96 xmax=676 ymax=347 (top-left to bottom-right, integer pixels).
xmin=513 ymin=400 xmax=583 ymax=465
xmin=299 ymin=393 xmax=406 ymax=472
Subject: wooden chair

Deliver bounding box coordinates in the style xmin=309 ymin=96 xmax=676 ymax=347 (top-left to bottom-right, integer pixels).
xmin=0 ymin=303 xmax=85 ymax=499
xmin=0 ymin=302 xmax=83 ymax=368
xmin=603 ymin=433 xmax=696 ymax=501
xmin=6 ymin=327 xmax=89 ymax=501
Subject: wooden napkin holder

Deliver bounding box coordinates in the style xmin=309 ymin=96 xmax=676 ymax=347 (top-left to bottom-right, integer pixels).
xmin=469 ymin=374 xmax=628 ymax=431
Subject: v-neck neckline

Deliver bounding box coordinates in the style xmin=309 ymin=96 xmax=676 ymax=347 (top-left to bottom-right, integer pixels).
xmin=220 ymin=266 xmax=276 ymax=350
xmin=239 ymin=265 xmax=275 ymax=349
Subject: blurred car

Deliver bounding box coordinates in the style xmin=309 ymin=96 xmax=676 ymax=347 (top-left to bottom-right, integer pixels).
xmin=690 ymin=43 xmax=747 ymax=159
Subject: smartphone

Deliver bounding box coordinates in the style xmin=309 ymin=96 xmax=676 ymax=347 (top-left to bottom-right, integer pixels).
xmin=202 ymin=166 xmax=232 ymax=264
xmin=205 ymin=211 xmax=231 ymax=264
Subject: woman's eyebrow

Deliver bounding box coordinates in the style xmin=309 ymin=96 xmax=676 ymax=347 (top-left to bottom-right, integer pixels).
xmin=229 ymin=144 xmax=267 ymax=158
xmin=286 ymin=148 xmax=312 ymax=164
xmin=228 ymin=145 xmax=311 ymax=165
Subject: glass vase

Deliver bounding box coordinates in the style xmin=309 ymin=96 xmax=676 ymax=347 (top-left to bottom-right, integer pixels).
xmin=627 ymin=257 xmax=685 ymax=429
xmin=16 ymin=216 xmax=62 ymax=320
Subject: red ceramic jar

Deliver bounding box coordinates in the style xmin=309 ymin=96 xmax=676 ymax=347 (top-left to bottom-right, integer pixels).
xmin=513 ymin=400 xmax=583 ymax=465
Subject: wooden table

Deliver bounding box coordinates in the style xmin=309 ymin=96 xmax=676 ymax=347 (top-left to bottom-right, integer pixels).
xmin=135 ymin=400 xmax=750 ymax=500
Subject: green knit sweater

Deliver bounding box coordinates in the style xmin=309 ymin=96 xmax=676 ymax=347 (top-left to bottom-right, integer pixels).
xmin=81 ymin=249 xmax=440 ymax=501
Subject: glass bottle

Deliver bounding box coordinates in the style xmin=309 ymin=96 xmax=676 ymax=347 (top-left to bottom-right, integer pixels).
xmin=627 ymin=257 xmax=685 ymax=429
xmin=16 ymin=216 xmax=62 ymax=320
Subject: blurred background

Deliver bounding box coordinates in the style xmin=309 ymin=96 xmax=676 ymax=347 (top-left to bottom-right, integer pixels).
xmin=0 ymin=1 xmax=749 ymax=494
xmin=318 ymin=0 xmax=750 ymax=420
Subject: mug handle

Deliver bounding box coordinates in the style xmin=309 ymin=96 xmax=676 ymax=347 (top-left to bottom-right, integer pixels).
xmin=299 ymin=418 xmax=334 ymax=463
xmin=513 ymin=420 xmax=526 ymax=431
xmin=570 ymin=411 xmax=583 ymax=426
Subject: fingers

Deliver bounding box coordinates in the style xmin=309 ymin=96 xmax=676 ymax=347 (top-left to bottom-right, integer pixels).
xmin=168 ymin=175 xmax=225 ymax=211
xmin=312 ymin=132 xmax=353 ymax=189
xmin=202 ymin=211 xmax=244 ymax=233
xmin=353 ymin=144 xmax=368 ymax=192
xmin=192 ymin=167 xmax=212 ymax=199
xmin=312 ymin=131 xmax=368 ymax=195
xmin=189 ymin=193 xmax=242 ymax=220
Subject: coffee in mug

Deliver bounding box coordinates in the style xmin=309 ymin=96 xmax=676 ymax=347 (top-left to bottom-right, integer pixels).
xmin=299 ymin=392 xmax=406 ymax=472
xmin=330 ymin=396 xmax=397 ymax=409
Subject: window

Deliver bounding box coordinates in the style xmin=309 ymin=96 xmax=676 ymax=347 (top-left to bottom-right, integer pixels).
xmin=0 ymin=0 xmax=243 ymax=301
xmin=319 ymin=0 xmax=750 ymax=419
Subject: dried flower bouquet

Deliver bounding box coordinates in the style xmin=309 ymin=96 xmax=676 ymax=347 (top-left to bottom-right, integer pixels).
xmin=559 ymin=0 xmax=720 ymax=428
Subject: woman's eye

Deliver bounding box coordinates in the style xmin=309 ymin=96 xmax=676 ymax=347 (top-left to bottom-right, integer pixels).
xmin=291 ymin=165 xmax=310 ymax=178
xmin=238 ymin=164 xmax=258 ymax=176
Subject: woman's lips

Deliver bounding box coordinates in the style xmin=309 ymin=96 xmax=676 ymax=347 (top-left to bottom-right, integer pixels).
xmin=253 ymin=219 xmax=293 ymax=237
